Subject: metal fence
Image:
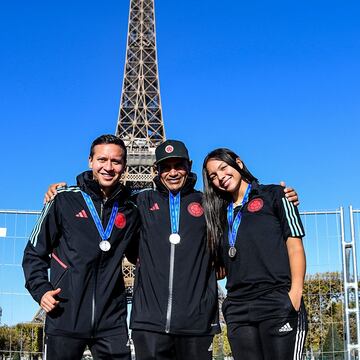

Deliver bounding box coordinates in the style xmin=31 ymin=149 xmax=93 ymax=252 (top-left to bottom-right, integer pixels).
xmin=302 ymin=209 xmax=346 ymax=360
xmin=0 ymin=210 xmax=42 ymax=359
xmin=0 ymin=207 xmax=359 ymax=359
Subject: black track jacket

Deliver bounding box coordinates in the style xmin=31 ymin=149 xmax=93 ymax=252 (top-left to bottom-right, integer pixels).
xmin=130 ymin=173 xmax=220 ymax=335
xmin=221 ymin=183 xmax=305 ymax=300
xmin=22 ymin=171 xmax=139 ymax=338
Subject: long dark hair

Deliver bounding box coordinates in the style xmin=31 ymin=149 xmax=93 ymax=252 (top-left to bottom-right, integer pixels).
xmin=202 ymin=148 xmax=258 ymax=258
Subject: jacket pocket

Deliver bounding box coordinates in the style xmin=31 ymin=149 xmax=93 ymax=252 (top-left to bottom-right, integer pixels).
xmin=50 ymin=252 xmax=69 ymax=287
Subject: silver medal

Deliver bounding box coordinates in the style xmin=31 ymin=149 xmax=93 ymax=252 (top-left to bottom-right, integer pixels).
xmin=169 ymin=233 xmax=181 ymax=245
xmin=99 ymin=240 xmax=111 ymax=252
xmin=228 ymin=246 xmax=237 ymax=258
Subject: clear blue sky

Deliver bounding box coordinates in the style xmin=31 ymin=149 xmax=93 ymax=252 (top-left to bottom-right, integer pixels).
xmin=0 ymin=0 xmax=359 ymax=324
xmin=0 ymin=0 xmax=359 ymax=211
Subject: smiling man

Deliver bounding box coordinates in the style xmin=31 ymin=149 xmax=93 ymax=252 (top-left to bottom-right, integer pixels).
xmin=129 ymin=140 xmax=220 ymax=360
xmin=22 ymin=134 xmax=139 ymax=360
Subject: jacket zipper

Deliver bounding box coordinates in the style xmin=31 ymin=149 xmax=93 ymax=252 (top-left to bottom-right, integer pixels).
xmin=91 ymin=201 xmax=105 ymax=334
xmin=165 ymin=243 xmax=176 ymax=333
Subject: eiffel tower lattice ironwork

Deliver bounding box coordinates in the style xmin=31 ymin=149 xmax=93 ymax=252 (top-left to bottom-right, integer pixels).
xmin=116 ymin=0 xmax=166 ymax=190
xmin=118 ymin=0 xmax=166 ymax=301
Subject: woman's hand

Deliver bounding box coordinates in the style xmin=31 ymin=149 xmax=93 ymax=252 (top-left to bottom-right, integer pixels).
xmin=288 ymin=289 xmax=302 ymax=311
xmin=216 ymin=266 xmax=226 ymax=280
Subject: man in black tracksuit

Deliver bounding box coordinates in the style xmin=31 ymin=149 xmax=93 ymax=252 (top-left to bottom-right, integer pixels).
xmin=130 ymin=140 xmax=220 ymax=360
xmin=22 ymin=135 xmax=139 ymax=360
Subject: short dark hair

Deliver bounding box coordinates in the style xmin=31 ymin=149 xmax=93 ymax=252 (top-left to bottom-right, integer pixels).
xmin=89 ymin=134 xmax=127 ymax=162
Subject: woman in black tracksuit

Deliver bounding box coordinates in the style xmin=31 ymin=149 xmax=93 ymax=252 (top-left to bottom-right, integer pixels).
xmin=202 ymin=148 xmax=308 ymax=360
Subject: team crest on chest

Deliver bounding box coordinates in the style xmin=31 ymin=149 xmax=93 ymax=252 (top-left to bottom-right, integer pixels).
xmin=247 ymin=198 xmax=264 ymax=212
xmin=115 ymin=213 xmax=126 ymax=229
xmin=165 ymin=145 xmax=174 ymax=153
xmin=187 ymin=202 xmax=204 ymax=217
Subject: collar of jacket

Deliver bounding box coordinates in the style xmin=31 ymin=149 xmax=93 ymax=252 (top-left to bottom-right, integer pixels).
xmin=153 ymin=172 xmax=198 ymax=196
xmin=76 ymin=170 xmax=130 ymax=204
xmin=249 ymin=180 xmax=260 ymax=198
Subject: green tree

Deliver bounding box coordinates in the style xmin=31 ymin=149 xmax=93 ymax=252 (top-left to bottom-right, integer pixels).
xmin=221 ymin=325 xmax=232 ymax=358
xmin=12 ymin=352 xmax=20 ymax=360
xmin=212 ymin=332 xmax=223 ymax=360
xmin=321 ymin=323 xmax=344 ymax=359
xmin=303 ymin=272 xmax=344 ymax=354
xmin=0 ymin=325 xmax=19 ymax=357
xmin=14 ymin=323 xmax=43 ymax=356
xmin=0 ymin=323 xmax=44 ymax=359
xmin=212 ymin=325 xmax=232 ymax=360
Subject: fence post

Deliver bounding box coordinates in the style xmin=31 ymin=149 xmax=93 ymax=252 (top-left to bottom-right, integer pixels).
xmin=342 ymin=206 xmax=360 ymax=359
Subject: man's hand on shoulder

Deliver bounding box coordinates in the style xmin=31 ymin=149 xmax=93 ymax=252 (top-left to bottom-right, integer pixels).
xmin=43 ymin=182 xmax=67 ymax=204
xmin=280 ymin=181 xmax=299 ymax=206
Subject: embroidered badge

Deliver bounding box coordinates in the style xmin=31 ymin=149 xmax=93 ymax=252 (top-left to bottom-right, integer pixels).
xmin=115 ymin=213 xmax=126 ymax=229
xmin=187 ymin=202 xmax=204 ymax=217
xmin=247 ymin=198 xmax=264 ymax=212
xmin=165 ymin=145 xmax=174 ymax=153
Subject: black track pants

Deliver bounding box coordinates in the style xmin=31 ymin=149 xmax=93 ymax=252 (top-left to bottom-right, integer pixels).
xmin=132 ymin=330 xmax=214 ymax=360
xmin=44 ymin=334 xmax=131 ymax=360
xmin=223 ymin=288 xmax=308 ymax=360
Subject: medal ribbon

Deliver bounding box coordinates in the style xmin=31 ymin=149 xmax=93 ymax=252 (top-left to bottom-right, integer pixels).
xmin=81 ymin=191 xmax=119 ymax=241
xmin=227 ymin=184 xmax=252 ymax=248
xmin=169 ymin=192 xmax=181 ymax=235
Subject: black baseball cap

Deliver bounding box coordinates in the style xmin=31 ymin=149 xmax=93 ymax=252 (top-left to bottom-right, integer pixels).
xmin=155 ymin=140 xmax=190 ymax=165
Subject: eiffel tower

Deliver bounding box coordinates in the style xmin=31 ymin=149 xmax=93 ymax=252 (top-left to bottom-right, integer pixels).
xmin=33 ymin=0 xmax=165 ymax=323
xmin=116 ymin=0 xmax=166 ymax=190
xmin=118 ymin=0 xmax=166 ymax=300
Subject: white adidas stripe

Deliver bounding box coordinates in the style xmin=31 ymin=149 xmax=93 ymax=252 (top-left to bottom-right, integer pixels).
xmin=30 ymin=187 xmax=81 ymax=247
xmin=282 ymin=198 xmax=299 ymax=236
xmin=287 ymin=200 xmax=304 ymax=236
xmin=57 ymin=186 xmax=81 ymax=194
xmin=293 ymin=309 xmax=307 ymax=360
xmin=282 ymin=198 xmax=304 ymax=237
xmin=30 ymin=202 xmax=53 ymax=247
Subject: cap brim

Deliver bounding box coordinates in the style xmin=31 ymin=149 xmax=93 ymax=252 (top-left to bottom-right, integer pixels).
xmin=155 ymin=155 xmax=189 ymax=165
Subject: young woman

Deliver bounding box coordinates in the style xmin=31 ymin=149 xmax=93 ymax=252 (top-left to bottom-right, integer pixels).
xmin=202 ymin=148 xmax=307 ymax=360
